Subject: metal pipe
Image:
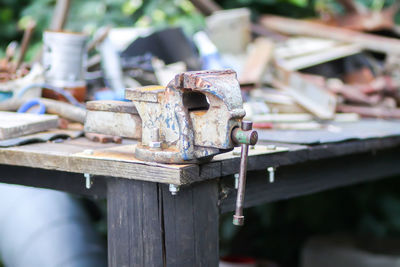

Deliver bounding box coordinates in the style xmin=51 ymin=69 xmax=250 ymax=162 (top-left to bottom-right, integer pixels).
xmin=233 ymin=142 xmax=249 ymax=226
xmin=232 ymin=121 xmax=257 ymax=226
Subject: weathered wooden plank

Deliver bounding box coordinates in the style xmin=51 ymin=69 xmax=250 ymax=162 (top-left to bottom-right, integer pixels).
xmin=0 ymin=112 xmax=58 ymax=139
xmin=0 ymin=136 xmax=399 ymax=185
xmin=219 ymin=146 xmax=400 ymax=213
xmin=261 ymin=15 xmax=400 ymax=54
xmin=107 ymin=178 xmax=164 ymax=267
xmin=0 ymin=140 xmax=184 ymax=184
xmin=216 ymin=137 xmax=400 ymax=177
xmin=107 ymin=178 xmax=220 ymax=267
xmin=161 ymin=180 xmax=220 ymax=266
xmin=239 ymin=37 xmax=273 ymax=84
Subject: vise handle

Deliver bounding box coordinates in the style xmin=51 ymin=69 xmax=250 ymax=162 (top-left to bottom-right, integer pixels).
xmin=232 ymin=121 xmax=258 ymax=226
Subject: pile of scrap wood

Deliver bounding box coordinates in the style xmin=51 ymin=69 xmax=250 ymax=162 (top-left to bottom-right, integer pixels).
xmin=259 ymin=13 xmax=400 ymax=121
xmin=190 ymin=1 xmax=400 ymax=130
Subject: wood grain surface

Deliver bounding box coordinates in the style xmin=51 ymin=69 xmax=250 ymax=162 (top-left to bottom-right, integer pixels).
xmin=0 ymin=112 xmax=58 ymax=139
xmin=0 ymin=135 xmax=399 ymax=185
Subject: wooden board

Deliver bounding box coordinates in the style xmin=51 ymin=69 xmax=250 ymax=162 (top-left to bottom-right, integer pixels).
xmin=0 ymin=112 xmax=58 ymax=140
xmin=107 ymin=178 xmax=220 ymax=267
xmin=261 ymin=15 xmax=400 ymax=55
xmin=275 ymin=43 xmax=362 ymax=71
xmin=272 ymin=71 xmax=337 ymax=119
xmin=239 ymin=37 xmax=273 ymax=84
xmin=0 ymin=134 xmax=399 ymax=185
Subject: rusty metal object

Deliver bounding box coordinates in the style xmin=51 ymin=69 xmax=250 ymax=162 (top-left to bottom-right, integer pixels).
xmin=14 ymin=20 xmax=36 ymax=71
xmin=85 ymin=70 xmax=259 ymax=213
xmin=231 ymin=127 xmax=258 ymax=146
xmin=232 ymin=121 xmax=258 ymax=226
xmin=84 ymin=70 xmax=255 ymax=202
xmin=125 ymin=70 xmax=246 ymax=163
xmin=0 ymin=42 xmax=30 ymax=83
xmin=85 ymin=132 xmax=122 ymax=144
xmin=85 ymin=100 xmax=141 ymax=139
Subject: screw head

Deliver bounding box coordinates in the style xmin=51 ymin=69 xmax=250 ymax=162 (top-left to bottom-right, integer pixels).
xmin=83 ymin=149 xmax=94 ymax=155
xmin=233 ymin=215 xmax=244 ymax=226
xmin=149 ymin=141 xmax=161 ymax=148
xmin=249 ymin=130 xmax=258 ymax=145
xmin=267 ymin=145 xmax=276 ymax=150
xmin=169 ymin=184 xmax=180 ymax=195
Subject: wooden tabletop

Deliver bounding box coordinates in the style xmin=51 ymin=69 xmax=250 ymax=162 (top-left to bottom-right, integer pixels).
xmin=1 ymin=132 xmax=400 ymax=185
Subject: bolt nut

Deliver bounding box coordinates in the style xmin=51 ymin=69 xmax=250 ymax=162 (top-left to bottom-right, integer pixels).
xmin=232 ymin=148 xmax=241 ymax=155
xmin=266 ymin=145 xmax=276 ymax=150
xmin=233 ymin=215 xmax=244 ymax=226
xmin=83 ymin=149 xmax=94 ymax=155
xmin=149 ymin=141 xmax=161 ymax=148
xmin=169 ymin=184 xmax=180 ymax=195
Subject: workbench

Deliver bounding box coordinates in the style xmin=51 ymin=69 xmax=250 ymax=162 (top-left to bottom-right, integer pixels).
xmin=0 ymin=119 xmax=400 ymax=266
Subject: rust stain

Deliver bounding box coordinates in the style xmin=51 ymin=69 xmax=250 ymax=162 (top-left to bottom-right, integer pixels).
xmin=138 ymin=85 xmax=165 ymax=91
xmin=190 ymin=110 xmax=207 ymax=116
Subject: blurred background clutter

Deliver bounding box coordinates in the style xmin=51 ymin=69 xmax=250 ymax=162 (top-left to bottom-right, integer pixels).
xmin=1 ymin=0 xmax=400 ymax=266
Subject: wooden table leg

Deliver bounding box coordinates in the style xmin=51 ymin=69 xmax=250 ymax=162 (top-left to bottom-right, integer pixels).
xmin=107 ymin=178 xmax=220 ymax=267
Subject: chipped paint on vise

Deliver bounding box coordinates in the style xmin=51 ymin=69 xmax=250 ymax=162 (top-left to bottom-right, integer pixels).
xmin=125 ymin=70 xmax=246 ymax=163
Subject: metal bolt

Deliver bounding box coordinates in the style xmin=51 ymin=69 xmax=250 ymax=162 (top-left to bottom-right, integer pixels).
xmin=267 ymin=167 xmax=275 ymax=183
xmin=169 ymin=184 xmax=180 ymax=195
xmin=232 ymin=148 xmax=241 ymax=155
xmin=83 ymin=149 xmax=94 ymax=155
xmin=234 ymin=173 xmax=239 ymax=189
xmin=84 ymin=173 xmax=92 ymax=189
xmin=149 ymin=141 xmax=161 ymax=148
xmin=149 ymin=128 xmax=161 ymax=149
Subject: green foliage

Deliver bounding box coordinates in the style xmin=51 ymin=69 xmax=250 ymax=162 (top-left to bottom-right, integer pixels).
xmin=0 ymin=0 xmax=31 ymax=48
xmin=0 ymin=0 xmax=399 ymax=59
xmin=0 ymin=0 xmax=204 ymax=60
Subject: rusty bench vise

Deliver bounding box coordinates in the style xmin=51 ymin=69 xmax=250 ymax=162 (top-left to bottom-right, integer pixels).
xmin=85 ymin=69 xmax=257 ymax=225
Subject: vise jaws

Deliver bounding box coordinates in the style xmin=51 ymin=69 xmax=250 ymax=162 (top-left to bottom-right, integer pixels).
xmin=85 ymin=69 xmax=258 ymax=225
xmin=126 ymin=70 xmax=248 ymax=163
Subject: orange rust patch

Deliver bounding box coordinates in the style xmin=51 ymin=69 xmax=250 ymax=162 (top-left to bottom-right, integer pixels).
xmin=138 ymin=85 xmax=165 ymax=91
xmin=92 ymin=150 xmax=135 ymax=160
xmin=190 ymin=110 xmax=207 ymax=116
